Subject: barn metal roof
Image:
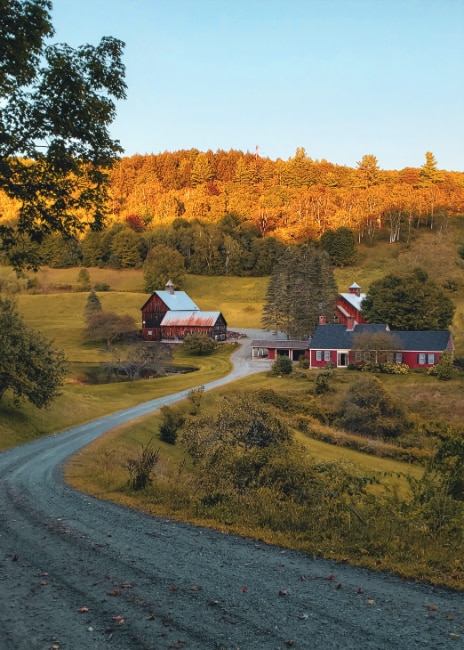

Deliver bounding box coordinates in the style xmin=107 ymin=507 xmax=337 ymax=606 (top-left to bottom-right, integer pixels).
xmin=160 ymin=310 xmax=223 ymax=327
xmin=156 ymin=291 xmax=200 ymax=311
xmin=338 ymin=292 xmax=367 ymax=312
xmin=141 ymin=290 xmax=200 ymax=312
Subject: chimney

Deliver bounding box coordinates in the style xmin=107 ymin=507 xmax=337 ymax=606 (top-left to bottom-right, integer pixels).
xmin=165 ymin=280 xmax=175 ymax=295
xmin=346 ymin=317 xmax=355 ymax=331
xmin=318 ymin=315 xmax=327 ymax=325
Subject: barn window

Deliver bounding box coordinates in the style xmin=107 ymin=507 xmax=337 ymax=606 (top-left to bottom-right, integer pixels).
xmin=315 ymin=351 xmax=322 ymax=361
xmin=324 ymin=351 xmax=331 ymax=362
xmin=395 ymin=352 xmax=403 ymax=363
xmin=354 ymin=351 xmax=362 ymax=362
xmin=427 ymin=353 xmax=435 ymax=364
xmin=418 ymin=353 xmax=426 ymax=364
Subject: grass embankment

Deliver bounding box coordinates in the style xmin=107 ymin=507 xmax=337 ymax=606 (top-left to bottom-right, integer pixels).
xmin=66 ymin=371 xmax=464 ymax=590
xmin=3 ymin=217 xmax=464 ymax=587
xmin=0 ymin=344 xmax=235 ymax=450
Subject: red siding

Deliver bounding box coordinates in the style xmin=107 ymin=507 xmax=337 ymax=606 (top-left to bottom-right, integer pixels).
xmin=336 ymin=296 xmax=367 ymax=325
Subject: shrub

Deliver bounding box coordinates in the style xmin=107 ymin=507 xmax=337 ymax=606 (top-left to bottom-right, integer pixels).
xmin=270 ymin=355 xmax=293 ymax=375
xmin=126 ymin=440 xmax=161 ymax=490
xmin=183 ymin=333 xmax=218 ymax=356
xmin=379 ymin=362 xmax=409 ymax=375
xmin=428 ymin=351 xmax=457 ymax=381
xmin=159 ymin=405 xmax=185 ymax=444
xmin=94 ymin=282 xmax=110 ymax=291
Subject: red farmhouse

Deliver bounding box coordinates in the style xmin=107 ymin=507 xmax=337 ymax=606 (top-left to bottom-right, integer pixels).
xmin=309 ymin=322 xmax=454 ymax=369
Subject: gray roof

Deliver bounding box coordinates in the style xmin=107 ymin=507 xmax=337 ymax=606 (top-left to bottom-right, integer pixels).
xmin=310 ymin=324 xmax=452 ymax=352
xmin=250 ymin=339 xmax=309 ymax=349
xmin=393 ymin=330 xmax=453 ymax=352
xmin=310 ymin=323 xmax=388 ymax=350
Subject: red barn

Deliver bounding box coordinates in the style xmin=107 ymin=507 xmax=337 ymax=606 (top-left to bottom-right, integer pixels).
xmin=336 ymin=282 xmax=367 ymax=326
xmin=141 ymin=281 xmax=227 ymax=342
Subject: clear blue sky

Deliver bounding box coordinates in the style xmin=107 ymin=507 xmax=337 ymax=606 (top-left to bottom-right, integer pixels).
xmin=51 ymin=0 xmax=463 ymax=171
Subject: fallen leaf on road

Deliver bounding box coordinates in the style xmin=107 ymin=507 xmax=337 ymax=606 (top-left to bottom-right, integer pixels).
xmin=241 ymin=586 xmax=248 ymax=592
xmin=285 ymin=641 xmax=294 ymax=646
xmin=366 ymin=599 xmax=376 ymax=606
xmin=107 ymin=590 xmax=121 ymax=596
xmin=147 ymin=613 xmax=157 ymax=620
xmin=426 ymin=605 xmax=438 ymax=611
xmin=112 ymin=615 xmax=125 ymax=624
xmin=279 ymin=589 xmax=288 ymax=596
xmin=79 ymin=607 xmax=89 ymax=613
xmin=190 ymin=585 xmax=199 ymax=591
xmin=169 ymin=586 xmax=178 ymax=591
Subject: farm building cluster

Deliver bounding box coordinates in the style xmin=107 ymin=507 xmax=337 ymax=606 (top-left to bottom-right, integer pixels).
xmin=141 ymin=281 xmax=454 ymax=370
xmin=250 ymin=283 xmax=454 ymax=370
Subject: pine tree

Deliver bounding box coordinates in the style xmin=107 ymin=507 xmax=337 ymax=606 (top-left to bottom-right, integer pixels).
xmin=262 ymin=244 xmax=337 ymax=339
xmin=84 ymin=290 xmax=102 ymax=326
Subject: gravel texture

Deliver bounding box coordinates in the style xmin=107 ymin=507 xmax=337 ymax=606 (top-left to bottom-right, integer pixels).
xmin=0 ymin=333 xmax=462 ymax=649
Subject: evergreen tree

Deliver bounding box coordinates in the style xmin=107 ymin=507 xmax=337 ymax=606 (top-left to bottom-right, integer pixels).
xmin=262 ymin=244 xmax=337 ymax=339
xmin=84 ymin=290 xmax=102 ymax=325
xmin=76 ymin=268 xmax=91 ymax=291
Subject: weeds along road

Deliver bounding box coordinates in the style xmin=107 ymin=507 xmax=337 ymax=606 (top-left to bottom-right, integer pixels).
xmin=0 ymin=335 xmax=462 ymax=649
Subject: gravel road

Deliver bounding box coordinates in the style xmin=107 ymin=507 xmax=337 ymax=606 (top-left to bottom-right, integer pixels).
xmin=0 ymin=333 xmax=462 ymax=649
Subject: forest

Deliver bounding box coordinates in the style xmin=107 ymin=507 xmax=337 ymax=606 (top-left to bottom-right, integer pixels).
xmin=1 ymin=149 xmax=464 ymax=278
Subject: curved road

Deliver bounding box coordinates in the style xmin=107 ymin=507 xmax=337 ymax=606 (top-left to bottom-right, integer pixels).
xmin=0 ymin=335 xmax=462 ymax=649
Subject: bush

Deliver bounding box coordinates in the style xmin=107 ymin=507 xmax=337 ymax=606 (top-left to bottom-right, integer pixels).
xmin=125 ymin=440 xmax=161 ymax=490
xmin=94 ymin=282 xmax=110 ymax=292
xmin=183 ymin=333 xmax=218 ymax=356
xmin=270 ymin=355 xmax=293 ymax=375
xmin=315 ymin=366 xmax=336 ymax=394
xmin=159 ymin=405 xmax=185 ymax=444
xmin=379 ymin=362 xmax=409 ymax=375
xmin=428 ymin=351 xmax=457 ymax=381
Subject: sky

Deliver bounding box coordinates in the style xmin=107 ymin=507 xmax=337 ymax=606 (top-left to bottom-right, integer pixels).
xmin=50 ymin=0 xmax=464 ymax=171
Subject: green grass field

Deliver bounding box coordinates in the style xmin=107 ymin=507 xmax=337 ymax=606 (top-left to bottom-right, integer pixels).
xmin=2 ymin=220 xmax=464 ymax=588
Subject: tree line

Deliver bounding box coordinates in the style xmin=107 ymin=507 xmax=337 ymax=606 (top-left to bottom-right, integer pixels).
xmin=106 ymin=149 xmax=464 ymax=245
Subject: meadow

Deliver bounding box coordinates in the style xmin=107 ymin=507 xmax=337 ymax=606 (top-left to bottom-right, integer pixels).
xmin=1 ymin=224 xmax=464 ymax=588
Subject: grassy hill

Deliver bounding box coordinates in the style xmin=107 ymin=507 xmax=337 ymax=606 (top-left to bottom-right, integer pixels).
xmin=1 ymin=221 xmax=464 ymax=588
